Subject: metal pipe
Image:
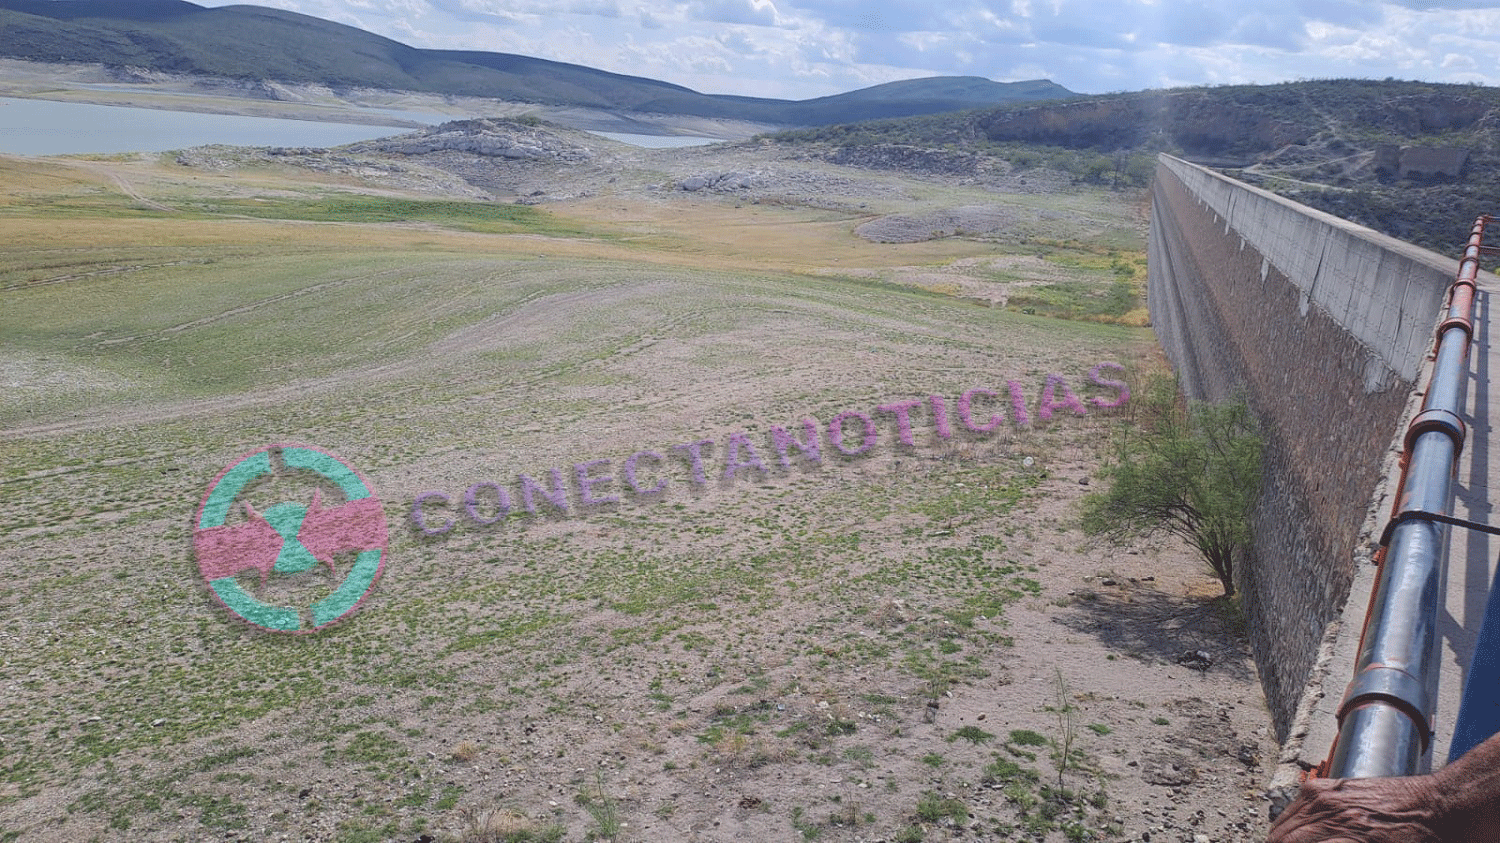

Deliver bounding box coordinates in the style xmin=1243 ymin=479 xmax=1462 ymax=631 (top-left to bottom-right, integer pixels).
xmin=1326 ymin=215 xmax=1490 ymax=778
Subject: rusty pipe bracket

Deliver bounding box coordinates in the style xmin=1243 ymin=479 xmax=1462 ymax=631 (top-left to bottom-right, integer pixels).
xmin=1404 ymin=407 xmax=1467 ymax=457
xmin=1438 ymin=314 xmax=1475 ymax=342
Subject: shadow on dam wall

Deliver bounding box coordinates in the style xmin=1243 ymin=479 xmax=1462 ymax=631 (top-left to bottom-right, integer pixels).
xmin=1148 ymin=155 xmax=1456 ymax=737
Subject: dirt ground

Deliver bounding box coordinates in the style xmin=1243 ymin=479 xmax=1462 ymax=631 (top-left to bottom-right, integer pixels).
xmin=0 ymin=98 xmax=1277 ymax=843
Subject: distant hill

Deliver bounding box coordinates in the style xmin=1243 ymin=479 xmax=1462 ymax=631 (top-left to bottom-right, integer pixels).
xmin=0 ymin=0 xmax=1076 ymax=124
xmin=767 ymin=78 xmax=1500 ymax=252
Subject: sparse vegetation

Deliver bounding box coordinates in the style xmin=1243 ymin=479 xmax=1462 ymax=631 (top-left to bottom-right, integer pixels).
xmin=450 ymin=741 xmax=482 ymax=763
xmin=457 ymin=808 xmax=564 ymax=843
xmin=576 ymin=773 xmax=621 ymax=841
xmin=1051 ymin=669 xmax=1080 ymax=788
xmin=914 ymin=791 xmax=968 ymax=826
xmin=1008 ymin=729 xmax=1048 ymax=747
xmin=184 ymin=195 xmax=604 ymax=237
xmin=1081 ymin=376 xmax=1263 ymax=597
xmin=0 ymin=91 xmax=1270 ymax=843
xmin=947 ymin=725 xmax=995 ymax=745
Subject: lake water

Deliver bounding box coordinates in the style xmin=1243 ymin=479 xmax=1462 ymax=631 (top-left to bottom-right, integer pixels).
xmin=0 ymin=96 xmax=431 ymax=156
xmin=0 ymin=96 xmax=723 ymax=155
xmin=588 ymin=130 xmax=722 ymax=148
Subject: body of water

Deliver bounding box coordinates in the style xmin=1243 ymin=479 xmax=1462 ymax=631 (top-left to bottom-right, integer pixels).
xmin=0 ymin=96 xmax=429 ymax=156
xmin=0 ymin=96 xmax=727 ymax=156
xmin=588 ymin=130 xmax=723 ymax=148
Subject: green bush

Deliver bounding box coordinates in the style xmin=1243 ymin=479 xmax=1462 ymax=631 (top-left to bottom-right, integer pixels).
xmin=1080 ymin=377 xmax=1262 ymax=596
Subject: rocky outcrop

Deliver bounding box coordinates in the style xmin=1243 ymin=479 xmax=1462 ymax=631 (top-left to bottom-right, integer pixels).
xmin=1376 ymin=94 xmax=1490 ymax=134
xmin=1373 ymin=144 xmax=1470 ymax=179
xmin=678 ymin=171 xmax=759 ymax=191
xmin=171 ymin=144 xmax=489 ymax=197
xmin=358 ymin=119 xmax=596 ymax=162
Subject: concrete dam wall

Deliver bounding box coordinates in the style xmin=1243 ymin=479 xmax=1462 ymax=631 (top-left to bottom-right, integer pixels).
xmin=1148 ymin=155 xmax=1456 ymax=736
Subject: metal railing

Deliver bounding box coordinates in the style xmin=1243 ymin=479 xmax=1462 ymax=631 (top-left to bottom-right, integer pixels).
xmin=1326 ymin=215 xmax=1491 ymax=778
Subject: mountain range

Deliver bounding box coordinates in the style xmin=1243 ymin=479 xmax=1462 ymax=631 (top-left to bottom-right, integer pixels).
xmin=0 ymin=0 xmax=1076 ymax=125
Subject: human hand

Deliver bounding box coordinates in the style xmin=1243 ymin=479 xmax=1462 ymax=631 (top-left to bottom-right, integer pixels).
xmin=1267 ymin=775 xmax=1445 ymax=843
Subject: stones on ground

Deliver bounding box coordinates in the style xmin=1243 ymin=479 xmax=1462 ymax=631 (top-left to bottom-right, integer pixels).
xmin=1141 ymin=753 xmax=1198 ymax=786
xmin=363 ymin=118 xmax=595 ymax=162
xmin=678 ymin=171 xmax=758 ymax=192
xmin=1176 ymin=650 xmax=1214 ymax=672
xmin=923 ymin=699 xmax=940 ymax=723
xmin=172 ymin=144 xmax=487 ymax=197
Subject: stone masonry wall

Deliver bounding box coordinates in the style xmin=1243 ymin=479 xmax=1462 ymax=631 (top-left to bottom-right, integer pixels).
xmin=1148 ymin=156 xmax=1454 ymax=736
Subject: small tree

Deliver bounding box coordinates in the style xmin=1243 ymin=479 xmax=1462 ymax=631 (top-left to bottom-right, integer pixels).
xmin=1080 ymin=377 xmax=1262 ymax=597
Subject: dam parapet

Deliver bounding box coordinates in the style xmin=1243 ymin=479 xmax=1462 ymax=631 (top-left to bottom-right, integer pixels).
xmin=1147 ymin=155 xmax=1457 ymax=760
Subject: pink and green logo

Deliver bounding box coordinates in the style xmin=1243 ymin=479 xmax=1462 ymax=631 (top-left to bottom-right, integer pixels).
xmin=193 ymin=444 xmax=387 ymax=633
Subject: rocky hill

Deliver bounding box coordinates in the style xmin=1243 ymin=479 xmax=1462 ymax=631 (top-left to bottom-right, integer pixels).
xmin=767 ymin=79 xmax=1500 ymax=252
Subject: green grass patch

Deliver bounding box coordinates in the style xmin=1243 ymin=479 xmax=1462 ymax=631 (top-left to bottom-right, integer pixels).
xmin=947 ymin=725 xmax=995 ymax=745
xmin=1008 ymin=729 xmax=1048 ymax=747
xmin=914 ymin=791 xmax=968 ymax=825
xmin=1006 ymin=279 xmax=1140 ymax=323
xmin=187 ymin=195 xmax=606 ymax=238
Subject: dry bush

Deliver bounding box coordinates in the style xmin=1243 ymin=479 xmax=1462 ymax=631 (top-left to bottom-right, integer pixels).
xmin=457 ymin=807 xmax=561 ymax=843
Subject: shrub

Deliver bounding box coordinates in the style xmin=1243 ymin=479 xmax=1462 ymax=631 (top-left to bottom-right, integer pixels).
xmin=1080 ymin=376 xmax=1262 ymax=597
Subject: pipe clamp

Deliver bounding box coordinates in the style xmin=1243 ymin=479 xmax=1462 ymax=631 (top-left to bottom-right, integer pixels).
xmin=1404 ymin=408 xmax=1466 ymax=456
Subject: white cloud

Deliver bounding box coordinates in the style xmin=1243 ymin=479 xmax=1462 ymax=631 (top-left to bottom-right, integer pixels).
xmin=1389 ymin=0 xmax=1500 ymax=10
xmin=690 ymin=0 xmax=779 ymax=26
xmin=194 ymin=0 xmax=1500 ymax=99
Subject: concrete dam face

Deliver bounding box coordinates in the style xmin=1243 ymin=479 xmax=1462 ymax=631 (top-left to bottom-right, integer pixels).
xmin=1147 ymin=156 xmax=1456 ymax=738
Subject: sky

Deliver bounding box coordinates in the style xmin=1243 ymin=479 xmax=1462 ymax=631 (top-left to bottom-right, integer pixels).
xmin=198 ymin=0 xmax=1500 ymax=100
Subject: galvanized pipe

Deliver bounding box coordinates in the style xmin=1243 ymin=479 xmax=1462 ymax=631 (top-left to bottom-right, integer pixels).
xmin=1327 ymin=215 xmax=1489 ymax=778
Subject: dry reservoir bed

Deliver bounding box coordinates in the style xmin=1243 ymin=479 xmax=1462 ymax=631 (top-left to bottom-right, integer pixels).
xmin=0 ymin=149 xmax=1275 ymax=843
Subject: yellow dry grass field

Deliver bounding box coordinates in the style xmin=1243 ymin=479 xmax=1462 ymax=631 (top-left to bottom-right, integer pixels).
xmin=0 ymin=146 xmax=1275 ymax=843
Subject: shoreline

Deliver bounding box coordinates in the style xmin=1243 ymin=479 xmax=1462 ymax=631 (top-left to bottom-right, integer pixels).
xmin=0 ymin=58 xmax=782 ymax=140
